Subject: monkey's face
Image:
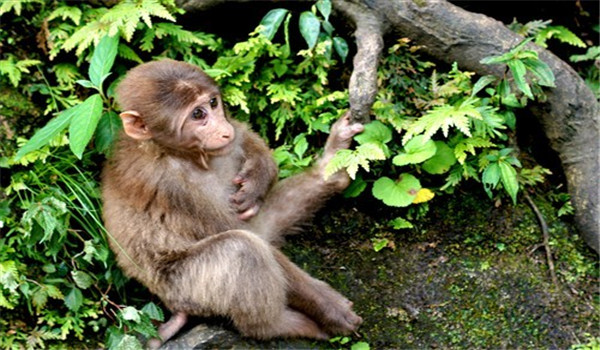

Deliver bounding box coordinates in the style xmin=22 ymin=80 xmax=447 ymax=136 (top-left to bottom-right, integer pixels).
xmin=178 ymin=93 xmax=235 ymax=155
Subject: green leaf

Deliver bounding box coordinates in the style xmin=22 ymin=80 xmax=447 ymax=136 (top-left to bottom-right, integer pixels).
xmin=507 ymin=59 xmax=533 ymax=99
xmin=72 ymin=270 xmax=93 ymax=290
xmin=522 ymin=58 xmax=555 ymax=87
xmin=259 ymin=9 xmax=288 ymax=41
xmin=372 ymin=174 xmax=421 ymax=207
xmin=499 ymin=161 xmax=519 ymax=204
xmin=69 ymin=94 xmax=104 ymax=159
xmin=343 ymin=174 xmax=367 ymax=198
xmin=65 ymin=287 xmax=83 ymax=312
xmin=422 ymin=141 xmax=457 ymax=174
xmin=121 ymin=306 xmax=141 ymax=322
xmin=89 ymin=35 xmax=119 ymax=89
xmin=14 ymin=106 xmax=78 ymax=161
xmin=299 ymin=11 xmax=320 ymax=49
xmin=390 ymin=217 xmax=413 ymax=230
xmin=372 ymin=238 xmax=389 ymax=252
xmin=141 ymin=302 xmax=164 ymax=322
xmin=392 ymin=136 xmax=436 ymax=166
xmin=76 ymin=79 xmax=96 ymax=89
xmin=351 ymin=341 xmax=371 ymax=350
xmin=482 ymin=163 xmax=500 ymax=198
xmin=95 ymin=111 xmax=123 ymax=154
xmin=316 ymin=0 xmax=332 ymax=21
xmin=471 ymin=75 xmax=497 ymax=97
xmin=355 ymin=120 xmax=392 ymax=145
xmin=333 ymin=36 xmax=349 ymax=63
xmin=114 ymin=334 xmax=144 ymax=350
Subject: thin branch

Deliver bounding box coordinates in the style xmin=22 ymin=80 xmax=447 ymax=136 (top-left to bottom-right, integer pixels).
xmin=524 ymin=192 xmax=559 ymax=287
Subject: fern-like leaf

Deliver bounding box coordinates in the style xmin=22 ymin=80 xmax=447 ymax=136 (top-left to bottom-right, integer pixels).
xmin=535 ymin=25 xmax=586 ymax=48
xmin=454 ymin=137 xmax=495 ymax=164
xmin=324 ymin=143 xmax=386 ymax=180
xmin=47 ymin=5 xmax=82 ymax=25
xmin=403 ymin=97 xmax=482 ymax=144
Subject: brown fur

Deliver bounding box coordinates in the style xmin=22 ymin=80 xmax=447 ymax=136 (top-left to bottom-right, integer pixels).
xmin=102 ymin=59 xmax=362 ymax=346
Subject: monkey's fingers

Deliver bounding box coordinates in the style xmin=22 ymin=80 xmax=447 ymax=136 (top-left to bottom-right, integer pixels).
xmin=238 ymin=204 xmax=260 ymax=221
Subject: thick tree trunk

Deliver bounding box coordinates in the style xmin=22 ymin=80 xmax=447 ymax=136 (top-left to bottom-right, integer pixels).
xmin=178 ymin=0 xmax=599 ymax=252
xmin=346 ymin=0 xmax=599 ymax=253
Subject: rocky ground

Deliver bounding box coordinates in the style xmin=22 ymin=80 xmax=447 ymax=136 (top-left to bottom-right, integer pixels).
xmin=162 ymin=187 xmax=599 ymax=349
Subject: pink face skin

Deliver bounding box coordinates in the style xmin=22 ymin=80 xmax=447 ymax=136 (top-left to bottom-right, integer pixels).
xmin=177 ymin=93 xmax=236 ymax=156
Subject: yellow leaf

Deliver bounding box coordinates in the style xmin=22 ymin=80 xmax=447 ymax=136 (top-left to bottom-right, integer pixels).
xmin=412 ymin=188 xmax=435 ymax=204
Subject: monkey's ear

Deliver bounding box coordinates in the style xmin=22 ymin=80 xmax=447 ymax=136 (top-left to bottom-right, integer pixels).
xmin=120 ymin=111 xmax=153 ymax=141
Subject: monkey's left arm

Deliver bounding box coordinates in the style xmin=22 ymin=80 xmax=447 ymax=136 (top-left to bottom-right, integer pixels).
xmin=230 ymin=122 xmax=278 ymax=220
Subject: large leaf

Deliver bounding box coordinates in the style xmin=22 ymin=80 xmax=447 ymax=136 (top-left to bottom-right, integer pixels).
xmin=95 ymin=110 xmax=123 ymax=154
xmin=14 ymin=105 xmax=78 ymax=161
xmin=316 ymin=0 xmax=332 ymax=21
xmin=482 ymin=162 xmax=501 ymax=198
xmin=259 ymin=9 xmax=288 ymax=41
xmin=355 ymin=120 xmax=392 ymax=145
xmin=372 ymin=174 xmax=421 ymax=207
xmin=299 ymin=11 xmax=320 ymax=49
xmin=471 ymin=75 xmax=497 ymax=97
xmin=422 ymin=141 xmax=457 ymax=174
xmin=89 ymin=34 xmax=119 ymax=88
xmin=392 ymin=135 xmax=436 ymax=166
xmin=69 ymin=94 xmax=103 ymax=159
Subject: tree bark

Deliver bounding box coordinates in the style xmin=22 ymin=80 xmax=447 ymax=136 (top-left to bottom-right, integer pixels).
xmin=177 ymin=0 xmax=600 ymax=253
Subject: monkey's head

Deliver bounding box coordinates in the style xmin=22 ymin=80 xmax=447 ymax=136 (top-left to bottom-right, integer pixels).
xmin=116 ymin=59 xmax=235 ymax=159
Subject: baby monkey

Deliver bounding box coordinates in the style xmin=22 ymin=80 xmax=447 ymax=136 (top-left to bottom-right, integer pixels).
xmin=101 ymin=59 xmax=364 ymax=347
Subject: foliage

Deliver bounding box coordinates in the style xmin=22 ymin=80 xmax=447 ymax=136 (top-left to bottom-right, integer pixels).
xmin=0 ymin=0 xmax=583 ymax=348
xmin=327 ymin=37 xmax=557 ymax=214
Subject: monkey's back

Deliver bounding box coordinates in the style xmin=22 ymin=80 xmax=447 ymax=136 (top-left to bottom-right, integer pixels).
xmin=101 ymin=136 xmax=243 ymax=294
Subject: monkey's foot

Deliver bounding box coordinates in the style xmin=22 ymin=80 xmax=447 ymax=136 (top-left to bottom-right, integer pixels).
xmin=309 ymin=281 xmax=363 ymax=335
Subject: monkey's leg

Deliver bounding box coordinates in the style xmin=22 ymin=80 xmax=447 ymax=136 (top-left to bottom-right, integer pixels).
xmin=251 ymin=114 xmax=363 ymax=243
xmin=164 ymin=230 xmax=328 ymax=340
xmin=273 ymin=250 xmax=362 ymax=335
xmin=146 ymin=312 xmax=188 ymax=349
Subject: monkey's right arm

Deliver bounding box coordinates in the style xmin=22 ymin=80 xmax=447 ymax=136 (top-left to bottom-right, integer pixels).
xmin=230 ymin=121 xmax=278 ymax=220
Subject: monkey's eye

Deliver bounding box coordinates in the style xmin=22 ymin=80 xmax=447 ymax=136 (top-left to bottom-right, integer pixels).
xmin=209 ymin=97 xmax=218 ymax=109
xmin=191 ymin=107 xmax=207 ymax=121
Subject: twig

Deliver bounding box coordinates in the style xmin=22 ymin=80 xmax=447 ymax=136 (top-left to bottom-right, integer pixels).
xmin=524 ymin=192 xmax=559 ymax=287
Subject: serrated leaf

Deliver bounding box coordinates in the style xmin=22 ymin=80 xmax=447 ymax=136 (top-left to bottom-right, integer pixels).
xmin=412 ymin=188 xmax=435 ymax=204
xmin=372 ymin=174 xmax=421 ymax=207
xmin=422 ymin=141 xmax=457 ymax=174
xmin=95 ymin=111 xmax=122 ymax=154
xmin=69 ymin=94 xmax=103 ymax=159
xmin=64 ymin=287 xmax=83 ymax=312
xmin=72 ymin=271 xmax=93 ymax=290
xmin=299 ymin=11 xmax=320 ymax=49
xmin=259 ymin=9 xmax=288 ymax=40
xmin=499 ymin=161 xmax=519 ymax=204
xmin=141 ymin=302 xmax=164 ymax=321
xmin=507 ymin=59 xmax=533 ymax=98
xmin=333 ymin=36 xmax=349 ymax=62
xmin=89 ymin=35 xmax=119 ymax=88
xmin=392 ymin=136 xmax=436 ymax=166
xmin=14 ymin=106 xmax=78 ymax=161
xmin=121 ymin=306 xmax=141 ymax=322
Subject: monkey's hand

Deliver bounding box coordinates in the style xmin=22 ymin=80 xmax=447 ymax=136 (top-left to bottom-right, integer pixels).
xmin=231 ymin=155 xmax=278 ymax=221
